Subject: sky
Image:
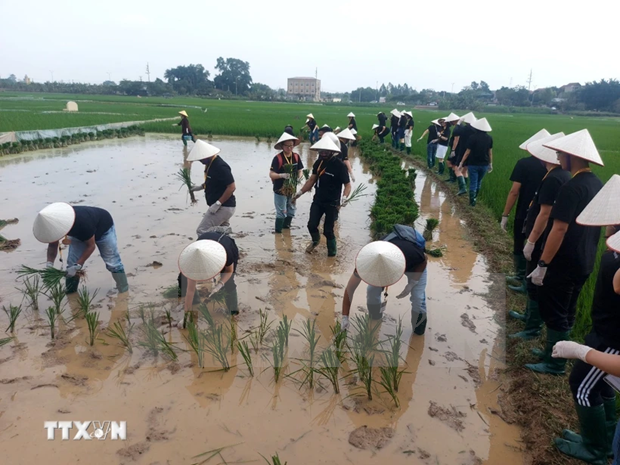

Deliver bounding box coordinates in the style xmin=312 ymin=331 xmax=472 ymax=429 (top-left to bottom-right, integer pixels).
xmin=1 ymin=0 xmax=618 ymax=94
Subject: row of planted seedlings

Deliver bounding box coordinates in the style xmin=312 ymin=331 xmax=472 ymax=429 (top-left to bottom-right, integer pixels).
xmin=0 ymin=126 xmax=145 ymax=155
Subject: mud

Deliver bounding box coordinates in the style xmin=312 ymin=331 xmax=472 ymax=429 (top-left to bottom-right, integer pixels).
xmin=0 ymin=135 xmax=523 ymax=464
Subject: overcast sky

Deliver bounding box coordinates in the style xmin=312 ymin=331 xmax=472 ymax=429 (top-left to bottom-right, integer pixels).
xmin=1 ymin=0 xmax=617 ymax=93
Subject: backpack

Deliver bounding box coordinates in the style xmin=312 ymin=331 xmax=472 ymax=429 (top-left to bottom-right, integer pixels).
xmin=382 ymin=224 xmax=426 ymax=250
xmin=274 ymin=152 xmax=300 ymax=171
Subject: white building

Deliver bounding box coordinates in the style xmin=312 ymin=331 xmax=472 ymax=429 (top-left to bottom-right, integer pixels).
xmin=287 ymin=77 xmax=321 ymax=101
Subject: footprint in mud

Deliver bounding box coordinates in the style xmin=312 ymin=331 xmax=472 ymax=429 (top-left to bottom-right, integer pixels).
xmin=348 ymin=426 xmax=394 ymax=450
xmin=435 ymin=333 xmax=447 ymax=342
xmin=460 ymin=313 xmax=477 ymax=333
xmin=145 ymin=406 xmax=175 ymax=442
xmin=117 ymin=442 xmax=150 ymax=462
xmin=427 ymin=401 xmax=467 ymax=432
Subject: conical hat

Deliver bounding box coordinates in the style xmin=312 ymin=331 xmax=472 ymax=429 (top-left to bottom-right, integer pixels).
xmin=324 ymin=132 xmax=340 ymax=145
xmin=431 ymin=119 xmax=440 ymax=125
xmin=576 ymin=175 xmax=620 ymax=226
xmin=179 ymin=110 xmax=188 ymax=117
xmin=390 ymin=109 xmax=401 ymax=117
xmin=459 ymin=112 xmax=476 ymax=124
xmin=471 ymin=117 xmax=492 ymax=132
xmin=526 ymin=133 xmax=565 ymax=165
xmin=543 ymin=129 xmax=603 ymax=166
xmin=356 ymin=242 xmax=406 ymax=287
xmin=310 ymin=136 xmax=341 ymax=153
xmin=372 ymin=124 xmax=379 ymax=130
xmin=306 ymin=113 xmax=315 ymax=119
xmin=178 ymin=240 xmax=227 ymax=281
xmin=334 ymin=127 xmax=341 ymax=133
xmin=607 ymin=230 xmax=620 ymax=253
xmin=187 ymin=140 xmax=221 ymax=162
xmin=444 ymin=112 xmax=460 ymax=123
xmin=33 ymin=202 xmax=76 ymax=243
xmin=274 ymin=132 xmax=300 ymax=150
xmin=403 ymin=110 xmax=413 ymax=117
xmin=347 ymin=112 xmax=355 ymax=118
xmin=337 ymin=128 xmax=356 ymax=141
xmin=350 ymin=128 xmax=357 ymax=135
xmin=519 ymin=128 xmax=550 ymax=150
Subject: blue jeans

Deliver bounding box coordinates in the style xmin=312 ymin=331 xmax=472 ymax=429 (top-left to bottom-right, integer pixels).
xmin=274 ymin=193 xmax=296 ymax=219
xmin=309 ymin=128 xmax=319 ymax=144
xmin=68 ymin=225 xmax=124 ymax=273
xmin=468 ymin=165 xmax=489 ymax=193
xmin=366 ymin=269 xmax=428 ymax=316
xmin=613 ymin=420 xmax=620 ymax=465
xmin=426 ymin=142 xmax=438 ymax=168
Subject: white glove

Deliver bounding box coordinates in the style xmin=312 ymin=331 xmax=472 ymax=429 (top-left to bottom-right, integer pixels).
xmin=528 ymin=265 xmax=547 ymax=286
xmin=396 ymin=280 xmax=418 ymax=299
xmin=177 ymin=313 xmax=186 ymax=329
xmin=341 ymin=315 xmax=350 ymax=331
xmin=66 ymin=264 xmax=82 ymax=278
xmin=500 ymin=216 xmax=508 ymax=231
xmin=523 ymin=241 xmax=536 ymax=261
xmin=417 ymin=137 xmax=422 ymax=142
xmin=207 ymin=201 xmax=222 ymax=215
xmin=450 ymin=151 xmax=456 ymax=158
xmin=350 ymin=173 xmax=356 ymax=183
xmin=191 ymin=185 xmax=203 ymax=192
xmin=552 ymin=341 xmax=592 ymax=362
xmin=46 ymin=261 xmax=54 ymax=268
xmin=278 ymin=173 xmax=291 ymax=180
xmin=488 ymin=164 xmax=493 ymax=173
xmin=208 ymin=281 xmax=224 ymax=298
xmin=340 ymin=197 xmax=349 ymax=207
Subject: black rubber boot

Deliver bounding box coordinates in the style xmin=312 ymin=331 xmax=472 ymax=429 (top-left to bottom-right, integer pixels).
xmin=305 ymin=232 xmax=321 ymax=253
xmin=412 ymin=312 xmax=427 ymax=335
xmin=510 ymin=299 xmax=543 ymax=340
xmin=457 ymin=176 xmax=467 ymax=195
xmin=406 ymin=147 xmax=411 ymax=155
xmin=112 ymin=271 xmax=129 ymax=293
xmin=563 ymin=397 xmax=617 ymax=458
xmin=554 ymin=404 xmax=608 ymax=465
xmin=65 ymin=276 xmax=80 ymax=294
xmin=525 ymin=328 xmax=569 ymax=374
xmin=275 ymin=218 xmax=284 ymax=233
xmin=327 ymin=238 xmax=337 ymax=257
xmin=507 ymin=254 xmax=527 ymax=284
xmin=283 ymin=216 xmax=293 ymax=229
xmin=448 ymin=169 xmax=457 ymax=183
xmin=469 ymin=190 xmax=476 ymax=206
xmin=368 ymin=303 xmax=383 ymax=320
xmin=508 ymin=309 xmax=527 ymax=321
xmin=438 ymin=162 xmax=445 ymax=175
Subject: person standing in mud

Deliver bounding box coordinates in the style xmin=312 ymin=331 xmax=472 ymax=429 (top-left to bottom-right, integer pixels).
xmin=403 ymin=111 xmax=414 ymax=154
xmin=293 ymin=136 xmax=351 ymax=257
xmin=334 ymin=129 xmax=356 ymax=182
xmin=526 ymin=130 xmax=604 ymax=375
xmin=390 ymin=109 xmax=401 ymax=148
xmin=458 ymin=117 xmax=493 ymax=207
xmin=442 ymin=113 xmax=460 ymax=183
xmin=451 ymin=112 xmax=476 ymax=188
xmin=33 ymin=202 xmax=129 ymax=294
xmin=305 ymin=114 xmax=319 ymax=144
xmin=188 ymin=140 xmax=236 ymax=237
xmin=269 ymin=132 xmax=304 ymax=233
xmin=377 ymin=111 xmax=387 ymax=128
xmin=346 ymin=112 xmax=357 ymax=132
xmin=397 ymin=110 xmax=408 ymax=151
xmin=175 ymin=111 xmax=196 ymax=146
xmin=501 ymin=129 xmax=551 ymax=295
xmin=417 ymin=119 xmax=441 ymax=169
xmin=435 ymin=119 xmax=450 ymax=175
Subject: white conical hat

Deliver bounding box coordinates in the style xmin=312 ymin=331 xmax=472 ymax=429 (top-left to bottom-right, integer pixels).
xmin=356 ymin=241 xmax=406 ymax=287
xmin=309 ymin=136 xmax=341 ymax=153
xmin=334 ymin=127 xmax=341 ymax=133
xmin=372 ymin=124 xmax=379 ymax=130
xmin=178 ymin=240 xmax=227 ymax=281
xmin=444 ymin=112 xmax=460 ymax=123
xmin=576 ymin=175 xmax=620 ymax=226
xmin=324 ymin=132 xmax=340 ymax=145
xmin=403 ymin=110 xmax=413 ymax=118
xmin=526 ymin=133 xmax=565 ymax=165
xmin=33 ymin=202 xmax=76 ymax=243
xmin=347 ymin=112 xmax=355 ymax=118
xmin=431 ymin=119 xmax=440 ymax=125
xmin=543 ymin=129 xmax=603 ymax=166
xmin=305 ymin=118 xmax=310 ymax=124
xmin=179 ymin=110 xmax=188 ymax=117
xmin=390 ymin=109 xmax=401 ymax=117
xmin=187 ymin=140 xmax=221 ymax=162
xmin=337 ymin=128 xmax=356 ymax=141
xmin=519 ymin=128 xmax=550 ymax=150
xmin=350 ymin=128 xmax=357 ymax=135
xmin=471 ymin=117 xmax=492 ymax=132
xmin=459 ymin=112 xmax=476 ymax=124
xmin=607 ymin=230 xmax=620 ymax=253
xmin=274 ymin=132 xmax=300 ymax=150
xmin=306 ymin=113 xmax=315 ymax=119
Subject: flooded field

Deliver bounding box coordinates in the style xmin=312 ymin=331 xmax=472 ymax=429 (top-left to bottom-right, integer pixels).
xmin=0 ymin=135 xmax=522 ymax=464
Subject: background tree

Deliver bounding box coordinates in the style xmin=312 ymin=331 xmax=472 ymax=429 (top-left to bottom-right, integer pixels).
xmin=577 ymin=79 xmax=620 ymax=111
xmin=213 ymin=57 xmax=252 ymax=96
xmin=163 ymin=64 xmax=211 ymax=95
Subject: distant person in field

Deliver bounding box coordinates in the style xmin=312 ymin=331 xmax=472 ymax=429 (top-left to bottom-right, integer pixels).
xmin=390 ymin=109 xmax=401 ymax=148
xmin=403 ymin=111 xmax=414 ymax=154
xmin=175 ymin=110 xmax=196 ymax=146
xmin=334 ymin=129 xmax=356 ymax=182
xmin=305 ymin=114 xmax=319 ymax=144
xmin=188 ymin=140 xmax=237 ymax=237
xmin=33 ymin=203 xmax=129 ymax=294
xmin=347 ymin=112 xmax=357 ymax=131
xmin=451 ymin=112 xmax=477 ymax=193
xmin=443 ymin=113 xmax=460 ymax=183
xmin=458 ymin=117 xmax=493 ymax=206
xmin=434 ymin=118 xmax=450 ymax=175
xmin=269 ymin=132 xmax=304 ymax=233
xmin=501 ymin=129 xmax=550 ymax=295
xmin=397 ymin=110 xmax=408 ymax=151
xmin=284 ymin=125 xmax=295 ymax=136
xmin=417 ymin=119 xmax=441 ymax=169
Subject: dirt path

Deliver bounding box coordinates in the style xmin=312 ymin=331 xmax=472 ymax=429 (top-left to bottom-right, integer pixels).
xmin=0 ymin=135 xmax=523 ymax=464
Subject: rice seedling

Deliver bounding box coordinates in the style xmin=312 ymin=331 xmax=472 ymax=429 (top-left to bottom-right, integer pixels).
xmin=237 ymin=340 xmax=254 ymax=376
xmin=45 ymin=306 xmax=58 ymax=339
xmin=277 ymin=315 xmax=292 ymax=347
xmin=294 ymin=318 xmax=320 ymax=389
xmin=85 ymin=311 xmax=100 ymax=346
xmin=203 ymin=323 xmax=231 ymax=371
xmin=20 ymin=275 xmax=42 ymax=311
xmin=377 ymin=320 xmax=405 ymax=407
xmin=260 ymin=452 xmax=287 ymax=465
xmin=17 ymin=265 xmax=85 ymax=289
xmin=0 ymin=337 xmax=13 ymax=347
xmin=278 ymin=164 xmax=301 ymax=197
xmin=250 ymin=308 xmax=272 ymax=351
xmin=138 ymin=314 xmax=161 ymax=356
xmin=423 ymin=218 xmax=439 ymax=241
xmin=162 ymin=285 xmax=180 ymax=299
xmin=302 ymin=168 xmax=310 ymax=180
xmin=157 ymin=333 xmax=178 ymax=361
xmin=269 ymin=328 xmax=287 ymax=383
xmin=106 ymin=320 xmax=133 ymax=353
xmin=45 ymin=281 xmax=66 ymax=315
xmin=330 ymin=321 xmax=348 ymax=365
xmin=341 ymin=183 xmax=368 ymax=207
xmin=315 ymin=347 xmax=341 ymax=394
xmin=174 ymin=167 xmax=198 ymax=204
xmin=3 ymin=304 xmax=22 ymax=333
xmin=164 ymin=306 xmax=173 ymax=328
xmin=350 ymin=347 xmax=375 ymax=401
xmin=185 ymin=321 xmax=205 ymax=368
xmin=426 ymin=248 xmax=444 ymax=258
xmin=76 ymin=287 xmax=99 ymax=317
xmin=349 ymin=314 xmax=382 ymax=400
xmin=191 ymin=443 xmax=242 ymax=465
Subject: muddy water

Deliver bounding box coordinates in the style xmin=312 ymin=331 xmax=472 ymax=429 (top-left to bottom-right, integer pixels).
xmin=0 ymin=135 xmax=522 ymax=464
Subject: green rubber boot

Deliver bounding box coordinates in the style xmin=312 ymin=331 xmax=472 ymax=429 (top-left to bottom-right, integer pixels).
xmin=525 ymin=328 xmax=569 ymax=374
xmin=448 ymin=169 xmax=457 ymax=183
xmin=406 ymin=147 xmax=411 ymax=155
xmin=305 ymin=232 xmax=320 ymax=253
xmin=399 ymin=143 xmax=405 ymax=151
xmin=438 ymin=162 xmax=445 ymax=175
xmin=508 ymin=310 xmax=527 ymax=321
xmin=112 ymin=271 xmax=129 ymax=293
xmin=469 ymin=190 xmax=476 ymax=206
xmin=412 ymin=312 xmax=427 ymax=335
xmin=226 ymin=287 xmax=239 ymax=316
xmin=65 ymin=276 xmax=80 ymax=294
xmin=457 ymin=176 xmax=467 ymax=195
xmin=327 ymin=238 xmax=337 ymax=257
xmin=283 ymin=216 xmax=293 ymax=229
xmin=510 ymin=299 xmax=543 ymax=340
xmin=507 ymin=254 xmax=527 ymax=285
xmin=368 ymin=303 xmax=383 ymax=321
xmin=554 ymin=403 xmax=608 ymax=465
xmin=563 ymin=397 xmax=617 ymax=458
xmin=275 ymin=217 xmax=284 ymax=233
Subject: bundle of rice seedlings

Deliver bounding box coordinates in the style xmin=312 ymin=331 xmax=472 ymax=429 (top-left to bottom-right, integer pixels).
xmin=341 ymin=183 xmax=368 ymax=207
xmin=106 ymin=320 xmax=133 ymax=353
xmin=378 ymin=320 xmax=406 ymax=407
xmin=45 ymin=307 xmax=58 ymax=339
xmin=251 ymin=309 xmax=272 ymax=351
xmin=349 ymin=314 xmax=381 ymax=400
xmin=330 ymin=321 xmax=348 ymax=365
xmin=0 ymin=337 xmax=13 ymax=347
xmin=302 ymin=168 xmax=310 ymax=180
xmin=18 ymin=265 xmax=85 ymax=290
xmin=423 ymin=218 xmax=439 ymax=241
xmin=174 ymin=167 xmax=198 ymax=204
xmin=3 ymin=304 xmax=22 ymax=333
xmin=76 ymin=287 xmax=98 ymax=318
xmin=138 ymin=314 xmax=161 ymax=356
xmin=20 ymin=275 xmax=42 ymax=311
xmin=85 ymin=311 xmax=100 ymax=346
xmin=260 ymin=452 xmax=287 ymax=465
xmin=185 ymin=321 xmax=205 ymax=368
xmin=237 ymin=340 xmax=254 ymax=376
xmin=426 ymin=248 xmax=444 ymax=258
xmin=162 ymin=285 xmax=180 ymax=299
xmin=315 ymin=347 xmax=341 ymax=394
xmin=278 ymin=164 xmax=301 ymax=197
xmin=350 ymin=347 xmax=375 ymax=400
xmin=294 ymin=319 xmax=320 ymax=389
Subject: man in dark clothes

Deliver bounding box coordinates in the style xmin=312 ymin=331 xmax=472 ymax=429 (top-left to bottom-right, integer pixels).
xmin=305 ymin=114 xmax=319 ymax=143
xmin=347 ymin=112 xmax=357 ymax=131
xmin=442 ymin=113 xmax=460 ymax=182
xmin=34 ymin=202 xmax=128 ymax=294
xmin=526 ymin=129 xmax=604 ymax=375
xmin=417 ymin=119 xmax=440 ymax=169
xmin=459 ymin=118 xmax=493 ymax=207
xmin=452 ymin=112 xmax=477 ymax=189
xmin=373 ymin=123 xmax=390 ymax=144
xmin=294 ymin=136 xmax=351 ymax=257
xmin=390 ymin=109 xmax=401 ymax=148
xmin=377 ymin=112 xmax=387 ymax=127
xmin=175 ymin=110 xmax=196 ymax=146
xmin=501 ymin=129 xmax=550 ymax=294
xmin=397 ymin=111 xmax=408 ymax=151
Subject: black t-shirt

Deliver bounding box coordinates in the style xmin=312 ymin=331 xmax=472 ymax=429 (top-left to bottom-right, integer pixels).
xmin=312 ymin=156 xmax=350 ymax=205
xmin=456 ymin=125 xmax=475 ymax=157
xmin=449 ymin=124 xmax=462 ymax=149
xmin=389 ymin=238 xmax=426 ymax=272
xmin=179 ymin=118 xmax=192 ymax=135
xmin=437 ymin=126 xmax=451 ymax=147
xmin=548 ymin=172 xmax=603 ymax=275
xmin=591 ymin=251 xmax=620 ymax=349
xmin=510 ymin=156 xmax=547 ymax=220
xmin=524 ymin=167 xmax=571 ymax=239
xmin=378 ymin=126 xmax=390 ymax=137
xmin=197 ymin=232 xmax=239 ymax=270
xmin=338 ymin=142 xmax=349 ymax=162
xmin=307 ymin=119 xmax=317 ymax=130
xmin=398 ymin=117 xmax=407 ymax=130
xmin=426 ymin=125 xmax=438 ymax=144
xmin=390 ymin=115 xmax=399 ymax=129
xmin=68 ymin=206 xmax=114 ymax=242
xmin=348 ymin=118 xmax=357 ymax=131
xmin=465 ymin=131 xmax=493 ymax=165
xmin=378 ymin=114 xmax=387 ymax=126
xmin=203 ymin=156 xmax=236 ymax=207
xmin=270 ymin=152 xmax=304 ymax=194
xmin=406 ymin=119 xmax=414 ymax=130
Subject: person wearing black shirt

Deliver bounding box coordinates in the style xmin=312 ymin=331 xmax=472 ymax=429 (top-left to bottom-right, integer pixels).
xmin=34 ymin=203 xmax=129 ymax=294
xmin=502 ymin=130 xmax=550 ymax=294
xmin=347 ymin=112 xmax=357 ymax=131
xmin=372 ymin=123 xmax=390 ymax=144
xmin=284 ymin=125 xmax=295 ymax=136
xmin=403 ymin=111 xmax=414 ymax=154
xmin=305 ymin=114 xmax=319 ymax=143
xmin=397 ymin=111 xmax=408 ymax=151
xmin=334 ymin=130 xmax=355 ymax=182
xmin=293 ymin=136 xmax=351 ymax=257
xmin=435 ymin=119 xmax=450 ymax=175
xmin=526 ymin=129 xmax=604 ymax=375
xmin=175 ymin=110 xmax=196 ymax=146
xmin=453 ymin=113 xmax=476 ymax=182
xmin=390 ymin=109 xmax=400 ymax=148
xmin=188 ymin=140 xmax=237 ymax=237
xmin=417 ymin=119 xmax=440 ymax=169
xmin=442 ymin=113 xmax=460 ymax=183
xmin=459 ymin=118 xmax=493 ymax=207
xmin=269 ymin=132 xmax=304 ymax=233
xmin=377 ymin=111 xmax=387 ymax=127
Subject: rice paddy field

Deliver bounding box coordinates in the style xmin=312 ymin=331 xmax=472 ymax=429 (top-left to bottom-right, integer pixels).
xmin=2 ymin=91 xmax=620 ymax=341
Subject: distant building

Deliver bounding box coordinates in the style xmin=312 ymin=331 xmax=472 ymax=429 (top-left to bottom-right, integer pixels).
xmin=287 ymin=77 xmax=321 ymax=101
xmin=559 ymin=82 xmax=581 ymax=94
xmin=332 ymin=98 xmax=342 ymax=103
xmin=23 ymin=75 xmax=31 ymax=85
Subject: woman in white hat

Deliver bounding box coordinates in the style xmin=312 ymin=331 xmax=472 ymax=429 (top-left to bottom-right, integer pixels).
xmin=334 ymin=129 xmax=356 ymax=182
xmin=293 ymin=136 xmax=351 ymax=257
xmin=545 ymin=176 xmax=620 ymax=463
xmin=442 ymin=113 xmax=460 ymax=182
xmin=188 ymin=140 xmax=237 ymax=237
xmin=526 ymin=129 xmax=604 ymax=376
xmin=341 ymin=226 xmax=428 ymax=333
xmin=403 ymin=111 xmax=414 ymax=155
xmin=449 ymin=112 xmax=476 ymax=185
xmin=389 ymin=109 xmax=401 ymax=148
xmin=33 ymin=203 xmax=128 ymax=294
xmin=304 ymin=114 xmax=319 ymax=144
xmin=377 ymin=111 xmax=387 ymax=129
xmin=174 ymin=110 xmax=196 ymax=146
xmin=397 ymin=111 xmax=409 ymax=151
xmin=508 ymin=133 xmax=570 ymax=339
xmin=458 ymin=117 xmax=493 ymax=206
xmin=434 ymin=118 xmax=450 ymax=174
xmin=269 ymin=132 xmax=304 ymax=233
xmin=417 ymin=119 xmax=441 ymax=169
xmin=346 ymin=112 xmax=357 ymax=132
xmin=177 ymin=231 xmax=239 ymax=327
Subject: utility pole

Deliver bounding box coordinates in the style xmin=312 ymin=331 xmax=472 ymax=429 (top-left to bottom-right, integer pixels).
xmin=451 ymin=82 xmax=454 ymax=93
xmin=49 ymin=70 xmax=54 ymax=82
xmin=376 ymin=81 xmax=378 ymax=101
xmin=526 ymin=69 xmax=533 ymax=91
xmin=107 ymin=72 xmax=111 ymax=81
xmin=139 ymin=76 xmax=143 ymax=82
xmin=146 ymin=63 xmax=151 ymax=82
